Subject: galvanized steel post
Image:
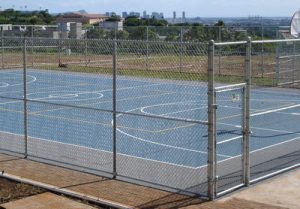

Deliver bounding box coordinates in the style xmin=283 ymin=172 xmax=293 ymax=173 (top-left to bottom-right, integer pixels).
xmin=292 ymin=41 xmax=296 ymax=84
xmin=207 ymin=40 xmax=216 ymax=199
xmin=1 ymin=29 xmax=4 ymax=69
xmin=23 ymin=38 xmax=28 ymax=158
xmin=180 ymin=26 xmax=183 ymax=72
xmin=112 ymin=39 xmax=117 ymax=178
xmin=146 ymin=26 xmax=149 ymax=71
xmin=243 ymin=37 xmax=252 ymax=186
xmin=275 ymin=41 xmax=280 ymax=86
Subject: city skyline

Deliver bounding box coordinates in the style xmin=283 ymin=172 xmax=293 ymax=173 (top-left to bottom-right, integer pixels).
xmin=0 ymin=0 xmax=299 ymax=17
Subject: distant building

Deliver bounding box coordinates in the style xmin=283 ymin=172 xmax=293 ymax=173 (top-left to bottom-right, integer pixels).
xmin=122 ymin=12 xmax=128 ymax=18
xmin=57 ymin=12 xmax=108 ymax=25
xmin=182 ymin=11 xmax=186 ymax=22
xmin=151 ymin=12 xmax=164 ymax=19
xmin=69 ymin=22 xmax=82 ymax=39
xmin=0 ymin=24 xmax=12 ymax=31
xmin=129 ymin=12 xmax=140 ymax=17
xmin=143 ymin=11 xmax=147 ymax=18
xmin=99 ymin=21 xmax=123 ymax=31
xmin=173 ymin=11 xmax=176 ymax=20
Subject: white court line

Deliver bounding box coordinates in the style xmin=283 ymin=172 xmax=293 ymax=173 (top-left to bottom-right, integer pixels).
xmin=251 ymin=104 xmax=300 ymax=117
xmin=195 ymin=136 xmax=300 ymax=169
xmin=30 ymin=83 xmax=165 ymax=114
xmin=253 ymin=88 xmax=300 ymax=96
xmin=219 ymin=122 xmax=300 ymax=136
xmin=30 ymin=91 xmax=104 ymax=102
xmin=0 ymin=82 xmax=98 ymax=95
xmin=0 ymin=71 xmax=37 ymax=87
xmin=140 ymin=101 xmax=207 ymax=124
xmin=217 ymin=136 xmax=243 ymax=145
xmin=116 ymin=104 xmax=233 ymax=159
xmin=159 ymin=107 xmax=206 ymax=116
xmin=0 ymin=130 xmax=199 ymax=170
xmin=0 ymin=100 xmax=23 ymax=105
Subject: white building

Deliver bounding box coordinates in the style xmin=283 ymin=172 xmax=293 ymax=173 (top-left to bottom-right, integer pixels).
xmin=99 ymin=21 xmax=123 ymax=31
xmin=0 ymin=24 xmax=12 ymax=31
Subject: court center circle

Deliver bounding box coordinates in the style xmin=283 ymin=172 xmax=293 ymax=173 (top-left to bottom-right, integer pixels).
xmin=0 ymin=82 xmax=9 ymax=88
xmin=48 ymin=93 xmax=79 ymax=99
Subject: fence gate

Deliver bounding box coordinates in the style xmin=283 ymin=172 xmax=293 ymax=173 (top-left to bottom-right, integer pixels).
xmin=214 ymin=83 xmax=247 ymax=196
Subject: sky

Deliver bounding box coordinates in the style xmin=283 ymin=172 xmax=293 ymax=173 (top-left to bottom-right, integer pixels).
xmin=0 ymin=0 xmax=299 ymax=17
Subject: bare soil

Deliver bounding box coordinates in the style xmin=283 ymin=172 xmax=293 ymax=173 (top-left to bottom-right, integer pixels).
xmin=0 ymin=177 xmax=45 ymax=204
xmin=0 ymin=177 xmax=106 ymax=209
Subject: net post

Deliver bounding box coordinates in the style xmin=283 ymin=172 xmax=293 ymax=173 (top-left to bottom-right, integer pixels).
xmin=207 ymin=40 xmax=216 ymax=199
xmin=23 ymin=38 xmax=28 ymax=158
xmin=243 ymin=37 xmax=252 ymax=186
xmin=112 ymin=39 xmax=117 ymax=178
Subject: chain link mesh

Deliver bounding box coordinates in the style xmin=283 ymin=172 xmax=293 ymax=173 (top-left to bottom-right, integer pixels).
xmin=0 ymin=37 xmax=209 ymax=196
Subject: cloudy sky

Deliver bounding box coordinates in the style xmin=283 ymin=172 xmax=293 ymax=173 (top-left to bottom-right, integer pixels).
xmin=0 ymin=0 xmax=299 ymax=17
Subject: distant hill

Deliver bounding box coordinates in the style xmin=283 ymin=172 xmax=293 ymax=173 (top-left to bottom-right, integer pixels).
xmin=77 ymin=10 xmax=87 ymax=14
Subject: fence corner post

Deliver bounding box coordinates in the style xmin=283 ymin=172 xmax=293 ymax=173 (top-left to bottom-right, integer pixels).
xmin=207 ymin=40 xmax=216 ymax=200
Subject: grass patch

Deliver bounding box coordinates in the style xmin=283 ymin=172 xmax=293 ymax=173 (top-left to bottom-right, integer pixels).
xmin=33 ymin=64 xmax=273 ymax=86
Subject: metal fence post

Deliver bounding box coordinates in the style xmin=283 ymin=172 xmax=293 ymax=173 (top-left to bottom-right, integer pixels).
xmin=208 ymin=40 xmax=216 ymax=199
xmin=23 ymin=38 xmax=28 ymax=158
xmin=146 ymin=26 xmax=149 ymax=71
xmin=1 ymin=29 xmax=4 ymax=69
xmin=292 ymin=41 xmax=296 ymax=84
xmin=180 ymin=27 xmax=183 ymax=72
xmin=84 ymin=39 xmax=88 ymax=67
xmin=243 ymin=37 xmax=252 ymax=186
xmin=58 ymin=39 xmax=61 ymax=66
xmin=275 ymin=42 xmax=280 ymax=86
xmin=261 ymin=25 xmax=264 ymax=77
xmin=112 ymin=39 xmax=117 ymax=178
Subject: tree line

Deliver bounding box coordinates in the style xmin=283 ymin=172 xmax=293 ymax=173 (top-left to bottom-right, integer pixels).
xmin=0 ymin=9 xmax=56 ymax=25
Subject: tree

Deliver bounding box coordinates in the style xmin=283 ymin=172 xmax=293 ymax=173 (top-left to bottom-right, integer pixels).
xmin=106 ymin=15 xmax=121 ymax=22
xmin=183 ymin=25 xmax=206 ymax=42
xmin=86 ymin=28 xmax=106 ymax=39
xmin=107 ymin=30 xmax=129 ymax=40
xmin=215 ymin=20 xmax=225 ymax=27
xmin=127 ymin=26 xmax=158 ymax=40
xmin=124 ymin=16 xmax=142 ymax=26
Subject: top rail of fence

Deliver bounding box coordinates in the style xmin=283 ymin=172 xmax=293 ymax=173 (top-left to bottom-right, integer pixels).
xmin=214 ymin=41 xmax=247 ymax=46
xmin=252 ymin=38 xmax=300 ymax=44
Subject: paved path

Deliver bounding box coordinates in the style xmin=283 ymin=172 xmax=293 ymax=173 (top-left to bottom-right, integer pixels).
xmin=0 ymin=153 xmax=299 ymax=209
xmin=0 ymin=192 xmax=97 ymax=209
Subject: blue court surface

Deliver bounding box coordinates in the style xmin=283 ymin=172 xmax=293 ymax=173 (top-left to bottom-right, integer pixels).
xmin=0 ymin=69 xmax=300 ymax=169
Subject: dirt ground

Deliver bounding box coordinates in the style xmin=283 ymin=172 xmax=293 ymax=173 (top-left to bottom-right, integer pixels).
xmin=0 ymin=177 xmax=106 ymax=209
xmin=0 ymin=177 xmax=45 ymax=204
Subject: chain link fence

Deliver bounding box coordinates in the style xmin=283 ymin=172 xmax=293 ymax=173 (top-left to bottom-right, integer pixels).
xmin=1 ymin=25 xmax=287 ymax=42
xmin=0 ymin=36 xmax=299 ymax=200
xmin=0 ymin=37 xmax=210 ymax=196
